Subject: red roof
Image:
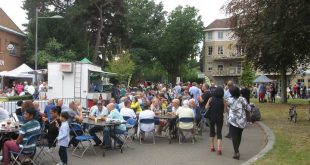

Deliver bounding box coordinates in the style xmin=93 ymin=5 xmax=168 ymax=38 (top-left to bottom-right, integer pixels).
xmin=206 ymin=18 xmax=231 ymax=29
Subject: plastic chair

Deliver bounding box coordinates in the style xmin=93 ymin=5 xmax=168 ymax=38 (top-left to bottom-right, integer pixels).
xmin=178 ymin=117 xmax=195 ymax=144
xmin=139 ymin=118 xmax=155 ymax=144
xmin=70 ymin=123 xmax=97 ymax=158
xmin=10 ymin=133 xmax=41 ymax=165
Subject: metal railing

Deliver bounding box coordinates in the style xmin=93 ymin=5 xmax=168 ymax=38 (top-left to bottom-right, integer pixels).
xmin=3 ymin=98 xmax=89 ymax=114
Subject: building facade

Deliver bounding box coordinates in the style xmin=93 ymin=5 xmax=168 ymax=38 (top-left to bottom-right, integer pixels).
xmin=203 ymin=18 xmax=244 ymax=85
xmin=0 ymin=8 xmax=26 ymax=71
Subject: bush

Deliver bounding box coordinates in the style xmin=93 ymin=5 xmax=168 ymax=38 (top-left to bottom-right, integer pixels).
xmin=7 ymin=95 xmax=33 ymax=101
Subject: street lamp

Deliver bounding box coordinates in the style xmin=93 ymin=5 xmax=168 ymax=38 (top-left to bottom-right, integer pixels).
xmin=35 ymin=8 xmax=63 ymax=83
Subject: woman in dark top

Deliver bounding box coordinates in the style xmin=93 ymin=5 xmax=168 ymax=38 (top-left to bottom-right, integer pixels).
xmin=42 ymin=106 xmax=61 ymax=148
xmin=205 ymin=86 xmax=227 ymax=155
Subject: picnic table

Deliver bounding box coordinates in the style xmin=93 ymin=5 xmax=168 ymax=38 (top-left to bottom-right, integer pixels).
xmin=82 ymin=118 xmax=126 ymax=157
xmin=155 ymin=114 xmax=177 ymax=144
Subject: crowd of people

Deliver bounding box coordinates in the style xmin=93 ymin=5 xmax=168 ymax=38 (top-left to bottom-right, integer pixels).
xmin=287 ymin=83 xmax=308 ymax=99
xmin=0 ymin=81 xmax=48 ymax=99
xmin=0 ymin=80 xmax=254 ymax=164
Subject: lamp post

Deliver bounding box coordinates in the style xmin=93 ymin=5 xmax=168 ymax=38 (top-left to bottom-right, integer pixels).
xmin=35 ymin=8 xmax=63 ymax=83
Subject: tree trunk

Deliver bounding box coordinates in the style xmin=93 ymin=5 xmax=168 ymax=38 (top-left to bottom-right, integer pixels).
xmin=93 ymin=4 xmax=104 ymax=64
xmin=280 ymin=68 xmax=287 ymax=103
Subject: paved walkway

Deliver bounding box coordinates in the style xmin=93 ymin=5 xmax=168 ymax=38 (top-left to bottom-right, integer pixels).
xmin=37 ymin=122 xmax=266 ymax=165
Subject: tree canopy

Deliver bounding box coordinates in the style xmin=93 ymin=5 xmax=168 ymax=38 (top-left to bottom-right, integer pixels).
xmin=224 ymin=0 xmax=310 ymax=103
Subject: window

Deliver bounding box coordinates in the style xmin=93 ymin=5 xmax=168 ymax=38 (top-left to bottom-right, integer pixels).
xmin=218 ymin=31 xmax=224 ymax=39
xmin=297 ymin=79 xmax=304 ymax=83
xmin=218 ymin=64 xmax=224 ymax=70
xmin=208 ymin=46 xmax=213 ymax=55
xmin=8 ymin=42 xmax=18 ymax=56
xmin=207 ymin=63 xmax=213 ymax=71
xmin=207 ymin=32 xmax=212 ymax=40
xmin=218 ymin=46 xmax=224 ymax=55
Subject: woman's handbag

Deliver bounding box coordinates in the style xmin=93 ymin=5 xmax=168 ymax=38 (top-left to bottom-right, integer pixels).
xmin=204 ymin=107 xmax=210 ymax=118
xmin=204 ymin=98 xmax=212 ymax=118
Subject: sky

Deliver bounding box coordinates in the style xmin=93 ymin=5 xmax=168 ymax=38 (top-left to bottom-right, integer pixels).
xmin=0 ymin=0 xmax=228 ymax=32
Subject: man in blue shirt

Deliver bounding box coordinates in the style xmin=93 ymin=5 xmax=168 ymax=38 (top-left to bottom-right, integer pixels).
xmin=88 ymin=100 xmax=109 ymax=146
xmin=189 ymin=82 xmax=201 ymax=105
xmin=102 ymin=103 xmax=126 ymax=149
xmin=44 ymin=99 xmax=55 ymax=121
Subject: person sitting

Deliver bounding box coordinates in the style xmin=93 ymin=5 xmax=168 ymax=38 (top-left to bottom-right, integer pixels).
xmin=41 ymin=106 xmax=61 ymax=148
xmin=44 ymin=99 xmax=55 ymax=121
xmin=131 ymin=96 xmax=142 ymax=114
xmin=57 ymin=99 xmax=70 ymax=112
xmin=67 ymin=101 xmax=83 ymax=147
xmin=138 ymin=104 xmax=155 ymax=140
xmin=176 ymin=100 xmax=195 ymax=141
xmin=15 ymin=100 xmax=23 ymax=116
xmin=102 ymin=103 xmax=126 ymax=149
xmin=120 ymin=100 xmax=136 ymax=119
xmin=1 ymin=108 xmax=41 ymax=165
xmin=0 ymin=103 xmax=9 ymax=121
xmin=88 ymin=100 xmax=109 ymax=146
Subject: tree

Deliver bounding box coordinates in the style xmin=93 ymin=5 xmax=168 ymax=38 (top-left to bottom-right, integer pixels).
xmin=106 ymin=51 xmax=135 ymax=83
xmin=36 ymin=38 xmax=77 ymax=68
xmin=158 ymin=6 xmax=204 ymax=83
xmin=125 ymin=0 xmax=166 ymax=79
xmin=224 ymin=0 xmax=310 ymax=103
xmin=239 ymin=63 xmax=255 ymax=87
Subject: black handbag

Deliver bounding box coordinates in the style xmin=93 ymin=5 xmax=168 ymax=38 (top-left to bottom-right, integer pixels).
xmin=204 ymin=98 xmax=212 ymax=118
xmin=204 ymin=107 xmax=210 ymax=118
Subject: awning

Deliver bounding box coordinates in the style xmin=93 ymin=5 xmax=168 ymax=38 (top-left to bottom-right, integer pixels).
xmin=0 ymin=64 xmax=34 ymax=78
xmin=253 ymin=75 xmax=274 ymax=83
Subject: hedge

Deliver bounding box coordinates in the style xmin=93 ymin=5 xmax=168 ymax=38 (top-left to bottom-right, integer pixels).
xmin=7 ymin=95 xmax=33 ymax=101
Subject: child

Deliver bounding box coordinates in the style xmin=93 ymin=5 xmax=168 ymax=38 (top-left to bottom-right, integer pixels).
xmin=57 ymin=112 xmax=70 ymax=165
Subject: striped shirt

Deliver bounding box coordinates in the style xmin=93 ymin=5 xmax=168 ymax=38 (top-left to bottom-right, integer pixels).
xmin=19 ymin=119 xmax=41 ymax=153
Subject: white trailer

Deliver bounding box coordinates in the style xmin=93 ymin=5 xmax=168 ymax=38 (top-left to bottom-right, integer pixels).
xmin=47 ymin=62 xmax=115 ymax=105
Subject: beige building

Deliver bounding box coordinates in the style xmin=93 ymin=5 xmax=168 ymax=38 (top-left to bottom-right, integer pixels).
xmin=203 ymin=18 xmax=244 ymax=85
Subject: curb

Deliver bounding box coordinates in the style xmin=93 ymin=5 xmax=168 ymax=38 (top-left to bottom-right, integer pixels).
xmin=240 ymin=121 xmax=275 ymax=165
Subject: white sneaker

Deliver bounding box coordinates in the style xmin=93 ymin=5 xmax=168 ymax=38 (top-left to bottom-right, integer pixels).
xmin=0 ymin=156 xmax=3 ymax=161
xmin=56 ymin=162 xmax=63 ymax=165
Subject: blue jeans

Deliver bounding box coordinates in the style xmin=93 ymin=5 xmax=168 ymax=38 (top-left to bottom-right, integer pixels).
xmin=104 ymin=127 xmax=125 ymax=147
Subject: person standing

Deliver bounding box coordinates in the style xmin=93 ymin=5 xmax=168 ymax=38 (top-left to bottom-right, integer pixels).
xmin=205 ymin=87 xmax=226 ymax=155
xmin=57 ymin=112 xmax=70 ymax=165
xmin=227 ymin=86 xmax=251 ymax=160
xmin=189 ymin=82 xmax=201 ymax=105
xmin=258 ymin=83 xmax=266 ymax=102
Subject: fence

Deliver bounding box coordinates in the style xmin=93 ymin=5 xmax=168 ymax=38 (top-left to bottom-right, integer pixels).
xmin=3 ymin=98 xmax=89 ymax=114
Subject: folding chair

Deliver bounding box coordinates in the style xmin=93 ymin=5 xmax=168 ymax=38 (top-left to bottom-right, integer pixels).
xmin=70 ymin=123 xmax=97 ymax=158
xmin=139 ymin=118 xmax=155 ymax=144
xmin=178 ymin=117 xmax=195 ymax=144
xmin=9 ymin=133 xmax=41 ymax=165
xmin=116 ymin=118 xmax=137 ymax=149
xmin=35 ymin=138 xmax=59 ymax=164
xmin=123 ymin=116 xmax=131 ymax=121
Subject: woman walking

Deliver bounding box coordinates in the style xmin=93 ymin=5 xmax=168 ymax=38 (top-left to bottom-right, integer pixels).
xmin=227 ymin=86 xmax=251 ymax=160
xmin=205 ymin=86 xmax=227 ymax=155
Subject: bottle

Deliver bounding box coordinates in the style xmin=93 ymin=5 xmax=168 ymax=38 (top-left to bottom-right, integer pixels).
xmin=99 ymin=94 xmax=103 ymax=100
xmin=95 ymin=117 xmax=98 ymax=123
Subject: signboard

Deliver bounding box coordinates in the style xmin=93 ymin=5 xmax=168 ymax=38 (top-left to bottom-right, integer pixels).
xmin=0 ymin=60 xmax=4 ymax=66
xmin=176 ymin=77 xmax=180 ymax=84
xmin=197 ymin=72 xmax=205 ymax=78
xmin=59 ymin=63 xmax=73 ymax=72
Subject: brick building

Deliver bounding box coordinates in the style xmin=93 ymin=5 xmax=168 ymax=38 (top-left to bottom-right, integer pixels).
xmin=0 ymin=7 xmax=26 ymax=71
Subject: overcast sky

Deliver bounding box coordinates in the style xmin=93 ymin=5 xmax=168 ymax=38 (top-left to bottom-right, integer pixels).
xmin=0 ymin=0 xmax=228 ymax=32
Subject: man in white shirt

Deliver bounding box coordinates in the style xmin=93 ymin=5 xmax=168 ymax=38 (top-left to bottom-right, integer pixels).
xmin=120 ymin=100 xmax=136 ymax=119
xmin=88 ymin=100 xmax=109 ymax=146
xmin=176 ymin=100 xmax=195 ymax=140
xmin=138 ymin=106 xmax=155 ymax=139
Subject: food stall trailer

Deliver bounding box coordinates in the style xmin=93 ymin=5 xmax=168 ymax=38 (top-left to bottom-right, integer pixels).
xmin=47 ymin=62 xmax=116 ymax=107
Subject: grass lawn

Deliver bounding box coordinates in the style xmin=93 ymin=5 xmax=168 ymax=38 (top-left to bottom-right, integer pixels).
xmin=252 ymin=98 xmax=310 ymax=165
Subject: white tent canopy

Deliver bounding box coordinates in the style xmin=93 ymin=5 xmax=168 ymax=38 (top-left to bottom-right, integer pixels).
xmin=253 ymin=75 xmax=274 ymax=83
xmin=0 ymin=64 xmax=34 ymax=78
